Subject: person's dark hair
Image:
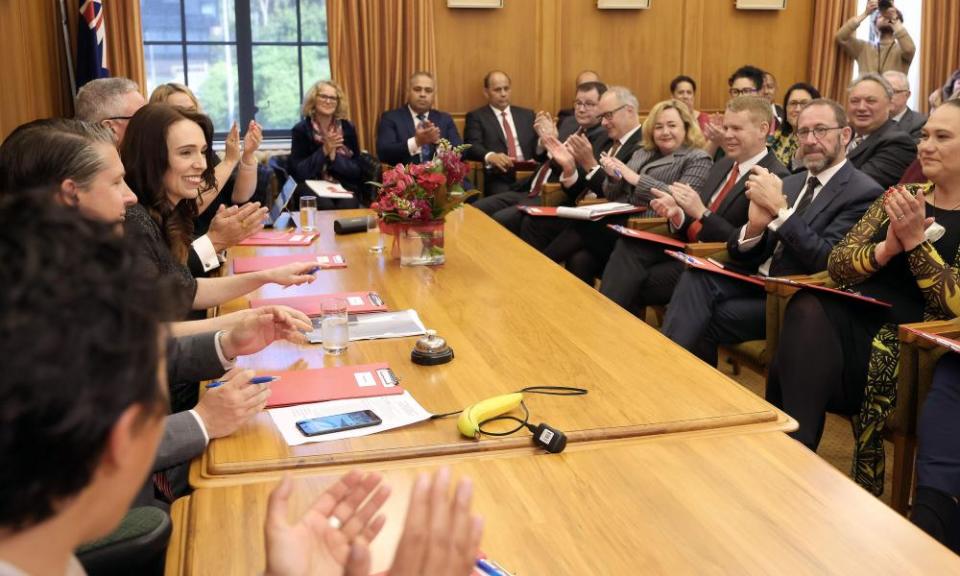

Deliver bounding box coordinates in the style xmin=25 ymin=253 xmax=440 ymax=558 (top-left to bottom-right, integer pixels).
xmin=0 ymin=191 xmax=172 ymax=530
xmin=670 ymin=75 xmax=697 ymax=94
xmin=0 ymin=118 xmax=115 ymax=197
xmin=576 ymin=81 xmax=607 ymax=98
xmin=483 ymin=70 xmax=511 ymax=89
xmin=877 ymin=0 xmax=904 ymax=22
xmin=120 ymin=103 xmax=217 ymax=263
xmin=780 ymin=83 xmax=822 ymax=136
xmin=728 ymin=65 xmax=766 ymax=91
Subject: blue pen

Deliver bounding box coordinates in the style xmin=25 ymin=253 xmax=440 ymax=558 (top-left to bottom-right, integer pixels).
xmin=206 ymin=375 xmax=279 ymax=389
xmin=475 ymin=558 xmax=512 ymax=576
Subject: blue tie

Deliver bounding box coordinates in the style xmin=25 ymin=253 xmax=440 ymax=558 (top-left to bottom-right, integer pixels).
xmin=417 ymin=113 xmax=432 ymax=162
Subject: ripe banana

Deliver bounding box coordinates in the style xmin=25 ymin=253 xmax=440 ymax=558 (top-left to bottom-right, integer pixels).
xmin=457 ymin=393 xmax=524 ymax=439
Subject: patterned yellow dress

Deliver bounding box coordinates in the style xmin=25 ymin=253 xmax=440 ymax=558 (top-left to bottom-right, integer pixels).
xmin=827 ymin=183 xmax=960 ymax=494
xmin=768 ymin=129 xmax=797 ymax=170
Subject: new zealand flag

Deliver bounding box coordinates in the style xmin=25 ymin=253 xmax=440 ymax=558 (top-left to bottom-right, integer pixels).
xmin=77 ymin=0 xmax=109 ymax=90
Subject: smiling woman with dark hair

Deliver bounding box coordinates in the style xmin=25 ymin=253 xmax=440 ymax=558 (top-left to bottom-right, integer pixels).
xmin=121 ymin=104 xmax=319 ymax=319
xmin=769 ymin=82 xmax=821 ymax=171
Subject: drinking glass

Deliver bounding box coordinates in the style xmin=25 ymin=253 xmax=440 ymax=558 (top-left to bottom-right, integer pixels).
xmin=299 ymin=196 xmax=318 ymax=232
xmin=320 ymin=298 xmax=349 ymax=355
xmin=367 ymin=214 xmax=384 ymax=253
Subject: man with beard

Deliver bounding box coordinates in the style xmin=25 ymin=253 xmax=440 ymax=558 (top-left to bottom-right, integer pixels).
xmin=836 ymin=0 xmax=915 ymax=75
xmin=659 ymin=99 xmax=883 ymax=367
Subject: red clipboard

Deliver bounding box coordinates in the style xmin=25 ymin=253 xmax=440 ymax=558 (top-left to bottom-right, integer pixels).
xmin=762 ymin=276 xmax=893 ymax=308
xmin=518 ymin=204 xmax=645 ymax=220
xmin=233 ymin=253 xmax=346 ymax=274
xmin=238 ymin=231 xmax=318 ymax=246
xmin=249 ymin=290 xmax=388 ymax=316
xmin=901 ymin=327 xmax=960 ymax=354
xmin=664 ymin=250 xmax=765 ymax=287
xmin=607 ymin=224 xmax=686 ymax=249
xmin=265 ymin=363 xmax=405 ymax=408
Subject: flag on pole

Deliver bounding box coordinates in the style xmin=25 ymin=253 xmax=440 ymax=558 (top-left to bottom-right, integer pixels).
xmin=76 ymin=0 xmax=108 ymax=90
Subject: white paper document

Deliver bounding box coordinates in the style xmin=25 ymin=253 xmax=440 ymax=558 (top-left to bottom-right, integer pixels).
xmin=269 ymin=391 xmax=433 ymax=446
xmin=306 ymin=179 xmax=354 ymax=199
xmin=307 ymin=309 xmax=427 ymax=344
xmin=556 ymin=202 xmax=637 ymax=220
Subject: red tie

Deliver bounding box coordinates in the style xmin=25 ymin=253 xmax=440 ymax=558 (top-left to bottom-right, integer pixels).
xmin=686 ymin=163 xmax=739 ymax=242
xmin=528 ymin=163 xmax=551 ymax=197
xmin=501 ymin=111 xmax=518 ymax=159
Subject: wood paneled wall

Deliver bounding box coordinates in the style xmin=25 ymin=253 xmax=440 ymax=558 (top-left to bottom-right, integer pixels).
xmin=434 ymin=0 xmax=815 ymax=115
xmin=0 ymin=0 xmax=72 ymax=140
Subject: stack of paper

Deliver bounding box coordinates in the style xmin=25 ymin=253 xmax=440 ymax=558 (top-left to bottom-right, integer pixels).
xmin=306 ymin=179 xmax=353 ymax=199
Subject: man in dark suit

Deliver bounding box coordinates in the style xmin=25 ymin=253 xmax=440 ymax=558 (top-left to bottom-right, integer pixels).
xmin=846 ymin=73 xmax=917 ymax=188
xmin=476 ymin=81 xmax=609 ymax=232
xmin=883 ymin=70 xmax=927 ymax=142
xmin=519 ymin=86 xmax=644 ymax=253
xmin=661 ymin=99 xmax=883 ymax=366
xmin=600 ymin=95 xmax=788 ymax=314
xmin=556 ymin=69 xmax=601 ymax=125
xmin=463 ymin=70 xmax=538 ymax=196
xmin=375 ymin=71 xmax=462 ymax=166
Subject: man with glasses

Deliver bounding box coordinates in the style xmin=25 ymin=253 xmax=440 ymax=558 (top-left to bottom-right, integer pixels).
xmin=846 ymin=73 xmax=917 ymax=188
xmin=556 ymin=70 xmax=602 ymax=125
xmin=660 ymin=99 xmax=882 ymax=367
xmin=883 ymin=70 xmax=926 ymax=142
xmin=463 ymin=70 xmax=538 ymax=197
xmin=519 ymin=85 xmax=643 ymax=252
xmin=476 ymin=81 xmax=610 ymax=232
xmin=703 ymin=65 xmax=767 ymax=156
xmin=75 ymin=77 xmax=146 ymax=143
xmin=376 ymin=71 xmax=462 ymax=166
xmin=836 ymin=0 xmax=914 ymax=75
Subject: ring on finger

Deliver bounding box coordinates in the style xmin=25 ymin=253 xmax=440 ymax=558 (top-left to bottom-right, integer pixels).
xmin=328 ymin=516 xmax=342 ymax=530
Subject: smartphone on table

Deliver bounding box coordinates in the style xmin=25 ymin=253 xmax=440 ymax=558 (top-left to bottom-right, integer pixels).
xmin=295 ymin=409 xmax=382 ymax=436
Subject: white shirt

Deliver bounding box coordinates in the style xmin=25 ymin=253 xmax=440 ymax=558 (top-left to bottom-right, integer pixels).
xmin=406 ymin=106 xmax=429 ymax=157
xmin=484 ymin=105 xmax=525 ymax=163
xmin=560 ymin=124 xmax=640 ymax=189
xmin=672 ymin=148 xmax=770 ymax=230
xmin=738 ymin=159 xmax=848 ymax=276
xmin=892 ymin=108 xmax=908 ymax=123
xmin=191 ymin=234 xmax=224 ymax=273
xmin=184 ymin=330 xmax=238 ymax=444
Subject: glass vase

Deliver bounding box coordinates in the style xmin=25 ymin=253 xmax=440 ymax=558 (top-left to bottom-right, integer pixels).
xmin=398 ymin=220 xmax=445 ymax=266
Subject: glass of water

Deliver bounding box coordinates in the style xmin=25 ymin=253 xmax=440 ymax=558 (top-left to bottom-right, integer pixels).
xmin=367 ymin=214 xmax=383 ymax=253
xmin=320 ymin=298 xmax=349 ymax=355
xmin=299 ymin=196 xmax=317 ymax=232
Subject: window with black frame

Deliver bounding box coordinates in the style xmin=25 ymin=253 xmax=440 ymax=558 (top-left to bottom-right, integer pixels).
xmin=140 ymin=0 xmax=329 ymax=138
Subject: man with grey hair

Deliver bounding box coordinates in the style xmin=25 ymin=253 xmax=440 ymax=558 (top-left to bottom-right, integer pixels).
xmin=75 ymin=77 xmax=146 ymax=144
xmin=846 ymin=73 xmax=916 ymax=188
xmin=883 ymin=70 xmax=926 ymax=141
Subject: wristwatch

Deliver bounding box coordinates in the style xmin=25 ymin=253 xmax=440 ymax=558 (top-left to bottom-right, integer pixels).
xmin=699 ymin=209 xmax=712 ymax=221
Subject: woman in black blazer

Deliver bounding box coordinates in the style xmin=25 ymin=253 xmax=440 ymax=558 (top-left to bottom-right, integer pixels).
xmin=289 ymin=80 xmax=363 ymax=209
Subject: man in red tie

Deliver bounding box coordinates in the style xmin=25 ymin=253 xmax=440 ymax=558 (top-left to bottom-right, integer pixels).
xmin=463 ymin=70 xmax=538 ymax=197
xmin=599 ymin=96 xmax=789 ymax=316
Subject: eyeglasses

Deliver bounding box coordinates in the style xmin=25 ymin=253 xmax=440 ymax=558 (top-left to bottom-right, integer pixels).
xmin=796 ymin=126 xmax=843 ymax=140
xmin=316 ymin=94 xmax=340 ymax=103
xmin=105 ymin=115 xmax=133 ymax=122
xmin=598 ymin=104 xmax=627 ymax=121
xmin=573 ymin=100 xmax=598 ymax=109
xmin=728 ymin=87 xmax=758 ymax=97
xmin=892 ymin=89 xmax=910 ymax=95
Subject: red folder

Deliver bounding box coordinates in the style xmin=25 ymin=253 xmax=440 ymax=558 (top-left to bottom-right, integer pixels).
xmin=250 ymin=290 xmax=388 ymax=316
xmin=233 ymin=253 xmax=346 ymax=274
xmin=664 ymin=250 xmax=765 ymax=287
xmin=238 ymin=231 xmax=318 ymax=246
xmin=518 ymin=204 xmax=645 ymax=220
xmin=607 ymin=224 xmax=686 ymax=249
xmin=265 ymin=363 xmax=404 ymax=408
xmin=762 ymin=276 xmax=893 ymax=308
xmin=902 ymin=327 xmax=960 ymax=354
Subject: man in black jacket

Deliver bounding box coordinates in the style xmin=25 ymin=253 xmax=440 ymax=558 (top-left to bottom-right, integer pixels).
xmin=845 ymin=73 xmax=917 ymax=188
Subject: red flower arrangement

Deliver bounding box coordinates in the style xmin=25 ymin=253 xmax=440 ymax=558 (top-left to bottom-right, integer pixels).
xmin=371 ymin=140 xmax=476 ymax=223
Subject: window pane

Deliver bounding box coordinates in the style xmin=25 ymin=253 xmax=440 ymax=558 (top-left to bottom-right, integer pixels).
xmin=185 ymin=0 xmax=236 ymax=42
xmin=250 ymin=0 xmax=297 ymax=42
xmin=300 ymin=0 xmax=328 ymax=43
xmin=186 ymin=45 xmax=240 ymax=133
xmin=301 ymin=45 xmax=330 ymax=94
xmin=141 ymin=0 xmax=183 ymax=41
xmin=252 ymin=45 xmax=301 ymax=131
xmin=143 ymin=44 xmax=186 ymax=97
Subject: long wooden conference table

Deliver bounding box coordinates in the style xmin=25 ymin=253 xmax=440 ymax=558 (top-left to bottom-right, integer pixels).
xmin=190 ymin=206 xmax=795 ymax=487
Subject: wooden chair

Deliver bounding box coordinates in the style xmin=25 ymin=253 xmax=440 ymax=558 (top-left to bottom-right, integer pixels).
xmin=890 ymin=319 xmax=960 ymax=514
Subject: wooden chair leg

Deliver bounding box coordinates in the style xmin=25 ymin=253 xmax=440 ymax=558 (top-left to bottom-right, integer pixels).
xmin=890 ymin=431 xmax=917 ymax=516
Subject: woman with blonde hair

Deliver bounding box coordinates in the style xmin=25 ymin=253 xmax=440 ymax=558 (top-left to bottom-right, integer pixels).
xmin=289 ymin=80 xmax=363 ymax=209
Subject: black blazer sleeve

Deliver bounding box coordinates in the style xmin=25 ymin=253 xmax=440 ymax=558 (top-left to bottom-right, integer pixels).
xmin=463 ymin=110 xmax=490 ymax=161
xmin=856 ymin=128 xmax=917 ymax=189
xmin=375 ymin=110 xmax=410 ymax=165
xmin=289 ymin=118 xmax=328 ymax=182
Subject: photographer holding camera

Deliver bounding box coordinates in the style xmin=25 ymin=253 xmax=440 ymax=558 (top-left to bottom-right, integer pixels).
xmin=836 ymin=0 xmax=915 ymax=75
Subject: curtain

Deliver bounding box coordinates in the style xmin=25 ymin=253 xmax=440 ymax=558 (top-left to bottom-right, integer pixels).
xmin=920 ymin=1 xmax=960 ymax=113
xmin=326 ymin=0 xmax=436 ymax=151
xmin=67 ymin=0 xmax=146 ymax=93
xmin=807 ymin=0 xmax=857 ymax=103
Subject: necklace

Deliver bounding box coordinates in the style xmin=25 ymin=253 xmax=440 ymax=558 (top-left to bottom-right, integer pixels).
xmin=933 ymin=187 xmax=960 ymax=212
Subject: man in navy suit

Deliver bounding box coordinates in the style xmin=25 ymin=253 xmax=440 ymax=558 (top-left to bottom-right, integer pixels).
xmin=376 ymin=72 xmax=462 ymax=166
xmin=661 ymin=99 xmax=883 ymax=366
xmin=845 ymin=73 xmax=916 ymax=188
xmin=463 ymin=70 xmax=538 ymax=196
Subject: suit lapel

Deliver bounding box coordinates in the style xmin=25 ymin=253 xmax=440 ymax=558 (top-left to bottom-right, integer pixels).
xmin=401 ymin=110 xmax=417 ymax=142
xmin=698 ymin=157 xmax=734 ymax=204
xmin=639 ymin=150 xmax=680 ymax=175
xmin=616 ymin=127 xmax=643 ymax=162
xmin=483 ymin=107 xmax=507 ymax=148
xmin=802 ymin=161 xmax=851 ymax=225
